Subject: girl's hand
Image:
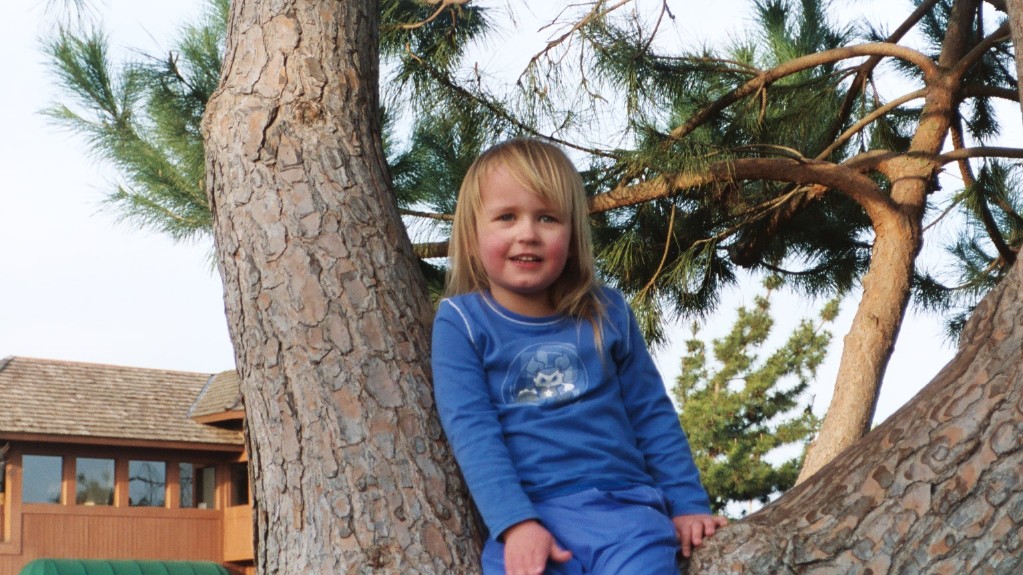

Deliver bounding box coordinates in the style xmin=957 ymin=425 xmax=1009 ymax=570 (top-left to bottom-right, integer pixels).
xmin=673 ymin=513 xmax=728 ymax=558
xmin=502 ymin=519 xmax=573 ymax=575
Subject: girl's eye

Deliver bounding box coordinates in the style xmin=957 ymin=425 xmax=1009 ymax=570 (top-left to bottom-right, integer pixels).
xmin=539 ymin=215 xmax=559 ymax=223
xmin=498 ymin=214 xmax=515 ymax=222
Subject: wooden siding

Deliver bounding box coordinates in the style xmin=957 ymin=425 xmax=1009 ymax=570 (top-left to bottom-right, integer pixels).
xmin=1 ymin=506 xmax=223 ymax=574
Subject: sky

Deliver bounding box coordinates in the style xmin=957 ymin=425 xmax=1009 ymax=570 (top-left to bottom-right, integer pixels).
xmin=0 ymin=0 xmax=976 ymax=426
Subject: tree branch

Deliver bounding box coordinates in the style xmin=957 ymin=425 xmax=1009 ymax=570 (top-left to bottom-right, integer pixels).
xmin=668 ymin=43 xmax=940 ymax=142
xmin=525 ymin=0 xmax=633 ymax=75
xmin=816 ymin=89 xmax=929 ymax=161
xmin=415 ymin=155 xmax=896 ymax=260
xmin=589 ymin=157 xmax=895 ymax=225
xmin=823 ymin=0 xmax=942 ymax=159
xmin=950 ymin=21 xmax=1012 ymax=80
xmin=949 ymin=116 xmax=1017 ymax=265
xmin=936 ymin=146 xmax=1023 ymax=163
xmin=950 ymin=114 xmax=978 ymax=189
xmin=400 ymin=208 xmax=453 ymax=221
xmin=961 ymin=84 xmax=1020 ymax=102
xmin=392 ymin=0 xmax=468 ymax=31
xmin=412 ymin=241 xmax=449 ymax=259
xmin=414 ymin=57 xmax=617 ymax=159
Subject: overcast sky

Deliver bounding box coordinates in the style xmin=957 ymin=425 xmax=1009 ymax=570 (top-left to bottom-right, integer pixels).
xmin=0 ymin=0 xmax=970 ymax=425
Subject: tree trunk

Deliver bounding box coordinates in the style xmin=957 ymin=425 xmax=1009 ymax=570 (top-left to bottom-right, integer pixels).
xmin=202 ymin=1 xmax=480 ymax=572
xmin=688 ymin=256 xmax=1023 ymax=574
xmin=1009 ymin=0 xmax=1023 ymax=116
xmin=796 ymin=202 xmax=921 ymax=482
xmin=797 ymin=0 xmax=975 ymax=481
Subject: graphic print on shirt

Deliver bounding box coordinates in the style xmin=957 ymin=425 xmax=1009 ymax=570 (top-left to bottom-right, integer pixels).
xmin=502 ymin=343 xmax=588 ymax=406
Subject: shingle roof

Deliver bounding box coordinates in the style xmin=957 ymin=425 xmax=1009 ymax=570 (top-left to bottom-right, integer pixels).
xmin=0 ymin=356 xmax=242 ymax=447
xmin=189 ymin=370 xmax=243 ymax=419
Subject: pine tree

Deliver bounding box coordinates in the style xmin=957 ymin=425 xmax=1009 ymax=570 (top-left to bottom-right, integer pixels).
xmin=46 ymin=0 xmax=1023 ymax=481
xmin=674 ymin=277 xmax=836 ymax=514
xmin=43 ymin=0 xmax=229 ymax=242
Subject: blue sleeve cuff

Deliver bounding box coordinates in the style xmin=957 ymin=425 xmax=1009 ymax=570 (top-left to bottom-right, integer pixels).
xmin=489 ymin=509 xmax=542 ymax=542
xmin=663 ymin=487 xmax=712 ymax=517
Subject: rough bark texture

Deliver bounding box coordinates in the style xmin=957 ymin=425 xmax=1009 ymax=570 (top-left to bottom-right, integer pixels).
xmin=687 ymin=258 xmax=1023 ymax=574
xmin=202 ymin=1 xmax=480 ymax=572
xmin=196 ymin=0 xmax=1022 ymax=572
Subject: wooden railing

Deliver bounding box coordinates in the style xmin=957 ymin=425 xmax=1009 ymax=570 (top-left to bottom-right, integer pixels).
xmin=1 ymin=504 xmax=224 ymax=574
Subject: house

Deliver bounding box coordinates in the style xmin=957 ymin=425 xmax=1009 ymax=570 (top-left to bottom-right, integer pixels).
xmin=0 ymin=356 xmax=254 ymax=575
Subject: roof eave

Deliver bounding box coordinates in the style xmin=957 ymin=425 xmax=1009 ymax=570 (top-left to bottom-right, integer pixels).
xmin=0 ymin=431 xmax=244 ymax=452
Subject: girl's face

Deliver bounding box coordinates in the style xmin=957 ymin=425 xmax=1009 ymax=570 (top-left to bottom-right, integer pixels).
xmin=475 ymin=165 xmax=571 ymax=317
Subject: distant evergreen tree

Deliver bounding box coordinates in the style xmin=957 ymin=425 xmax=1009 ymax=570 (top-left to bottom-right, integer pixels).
xmin=674 ymin=277 xmax=834 ymax=515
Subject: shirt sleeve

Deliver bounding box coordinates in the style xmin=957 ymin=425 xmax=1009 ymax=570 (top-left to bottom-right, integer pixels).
xmin=431 ymin=300 xmax=539 ymax=538
xmin=610 ymin=292 xmax=712 ymax=516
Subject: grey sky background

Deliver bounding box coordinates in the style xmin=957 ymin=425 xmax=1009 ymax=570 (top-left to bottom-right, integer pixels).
xmin=1 ymin=0 xmax=971 ymax=426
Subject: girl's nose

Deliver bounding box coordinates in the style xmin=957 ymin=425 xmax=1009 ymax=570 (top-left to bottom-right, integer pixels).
xmin=516 ymin=220 xmax=540 ymax=242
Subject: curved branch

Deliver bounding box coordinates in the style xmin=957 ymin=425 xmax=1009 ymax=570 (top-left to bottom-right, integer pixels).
xmin=669 ymin=43 xmax=940 ymax=141
xmin=823 ymin=0 xmax=942 ymax=157
xmin=960 ymin=84 xmax=1021 ymax=102
xmin=949 ymin=113 xmax=978 ymax=188
xmin=420 ymin=156 xmax=899 ymax=261
xmin=715 ymin=0 xmax=939 ymax=259
xmin=816 ymin=88 xmax=928 ymax=161
xmin=637 ymin=203 xmax=676 ymax=297
xmin=391 ymin=1 xmax=465 ymax=31
xmin=589 ymin=157 xmax=895 ymax=225
xmin=949 ymin=116 xmax=1016 ymax=264
xmin=836 ymin=146 xmax=1023 ymax=180
xmin=936 ymin=146 xmax=1023 ymax=164
xmin=950 ymin=21 xmax=1012 ymax=81
xmin=975 ymin=193 xmax=1018 ymax=265
xmin=759 ymin=251 xmax=870 ymax=277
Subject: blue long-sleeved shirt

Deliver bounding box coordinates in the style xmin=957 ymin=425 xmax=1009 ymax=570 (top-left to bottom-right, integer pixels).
xmin=431 ymin=287 xmax=710 ymax=539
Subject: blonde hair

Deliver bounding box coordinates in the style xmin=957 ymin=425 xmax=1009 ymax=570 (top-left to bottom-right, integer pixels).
xmin=446 ymin=138 xmax=604 ymax=324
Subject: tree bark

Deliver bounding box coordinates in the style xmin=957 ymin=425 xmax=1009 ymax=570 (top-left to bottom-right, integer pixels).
xmin=687 ymin=256 xmax=1023 ymax=574
xmin=196 ymin=0 xmax=1023 ymax=571
xmin=202 ymin=1 xmax=479 ymax=572
xmin=1008 ymin=0 xmax=1023 ymax=115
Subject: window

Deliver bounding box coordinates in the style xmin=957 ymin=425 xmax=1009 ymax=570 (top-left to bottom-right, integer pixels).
xmin=23 ymin=455 xmax=62 ymax=504
xmin=128 ymin=460 xmax=166 ymax=507
xmin=76 ymin=457 xmax=115 ymax=506
xmin=194 ymin=465 xmax=217 ymax=509
xmin=229 ymin=462 xmax=249 ymax=506
xmin=179 ymin=463 xmax=195 ymax=508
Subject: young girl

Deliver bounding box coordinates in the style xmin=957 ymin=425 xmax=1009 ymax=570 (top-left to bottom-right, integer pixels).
xmin=432 ymin=138 xmax=726 ymax=574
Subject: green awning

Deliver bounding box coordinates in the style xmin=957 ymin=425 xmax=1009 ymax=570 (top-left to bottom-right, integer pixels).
xmin=19 ymin=559 xmax=229 ymax=575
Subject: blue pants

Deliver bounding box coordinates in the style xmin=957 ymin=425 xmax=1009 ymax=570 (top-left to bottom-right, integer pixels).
xmin=481 ymin=485 xmax=681 ymax=575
